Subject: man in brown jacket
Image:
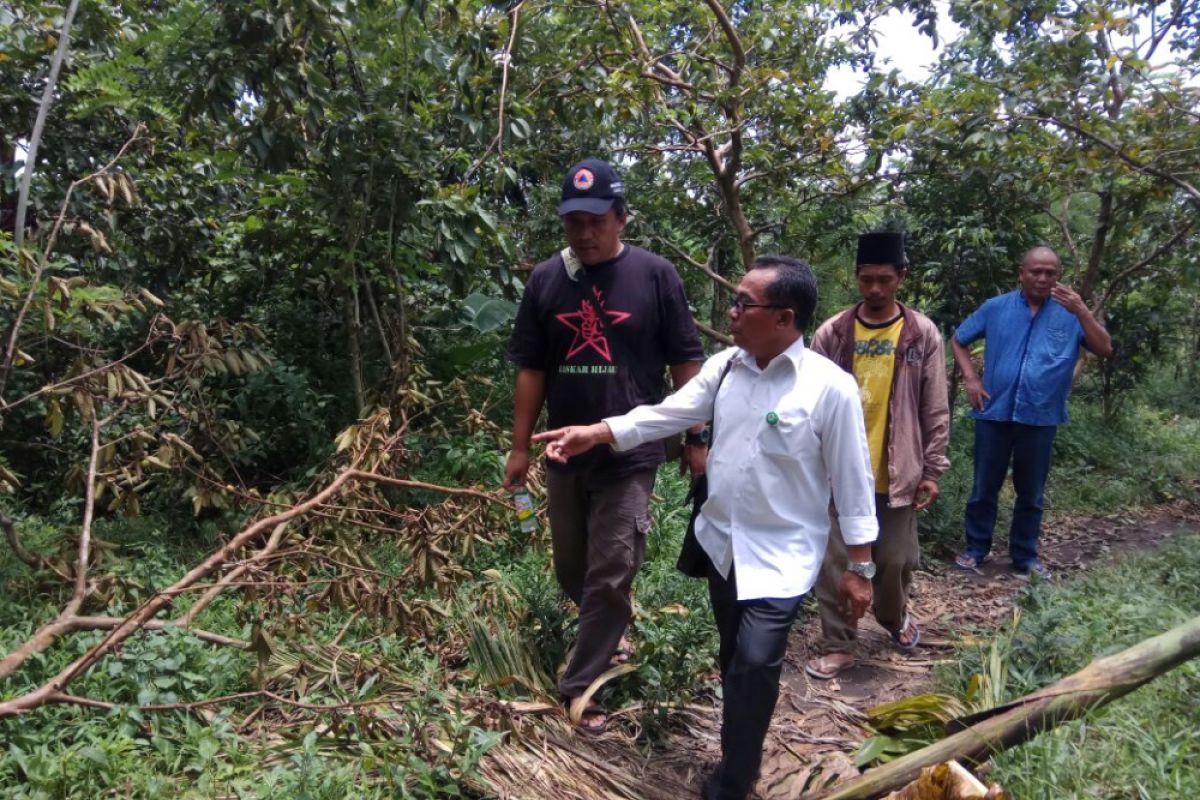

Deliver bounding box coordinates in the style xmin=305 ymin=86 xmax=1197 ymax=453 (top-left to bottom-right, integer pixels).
xmin=805 ymin=232 xmax=950 ymax=680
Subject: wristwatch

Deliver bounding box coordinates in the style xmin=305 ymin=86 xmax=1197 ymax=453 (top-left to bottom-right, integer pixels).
xmin=684 ymin=428 xmax=711 ymax=447
xmin=847 ymin=560 xmax=877 ymax=580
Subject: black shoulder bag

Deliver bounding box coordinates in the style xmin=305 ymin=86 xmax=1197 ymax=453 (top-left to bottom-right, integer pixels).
xmin=675 ymin=356 xmax=736 ymax=578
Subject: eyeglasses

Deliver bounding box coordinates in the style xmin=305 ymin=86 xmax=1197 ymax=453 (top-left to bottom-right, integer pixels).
xmin=730 ymin=297 xmax=787 ymax=313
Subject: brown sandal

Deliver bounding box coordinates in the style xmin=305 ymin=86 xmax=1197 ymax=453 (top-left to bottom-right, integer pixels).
xmin=804 ymin=653 xmax=856 ymax=681
xmin=891 ymin=615 xmax=921 ymax=651
xmin=563 ymin=697 xmax=608 ymax=736
xmin=609 ymin=635 xmax=636 ymax=666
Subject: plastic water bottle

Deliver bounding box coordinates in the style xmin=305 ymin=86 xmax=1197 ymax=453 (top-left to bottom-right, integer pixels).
xmin=512 ymin=488 xmax=537 ymax=534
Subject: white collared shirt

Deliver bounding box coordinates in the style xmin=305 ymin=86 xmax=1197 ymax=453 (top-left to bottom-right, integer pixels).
xmin=605 ymin=338 xmax=878 ymax=600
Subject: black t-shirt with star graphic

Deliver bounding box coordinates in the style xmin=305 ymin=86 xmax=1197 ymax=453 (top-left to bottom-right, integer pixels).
xmin=508 ymin=244 xmax=705 ymax=477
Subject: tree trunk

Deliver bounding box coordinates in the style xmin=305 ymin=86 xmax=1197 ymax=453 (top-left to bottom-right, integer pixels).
xmin=710 ymin=245 xmax=730 ymax=336
xmin=1079 ymin=189 xmax=1113 ymax=302
xmin=946 ymin=359 xmax=961 ymax=439
xmin=815 ymin=615 xmax=1200 ymax=799
xmin=14 ymin=0 xmax=82 ymax=249
xmin=716 ymin=170 xmax=756 ymax=270
xmin=343 ymin=288 xmax=366 ymax=414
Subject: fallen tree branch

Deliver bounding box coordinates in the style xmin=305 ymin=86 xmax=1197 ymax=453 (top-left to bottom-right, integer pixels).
xmin=0 ymin=512 xmax=70 ymax=579
xmin=71 ymin=617 xmax=247 ymax=649
xmin=9 ymin=472 xmax=364 ymax=716
xmin=44 ymin=687 xmax=414 ymax=716
xmin=348 ymin=471 xmax=511 ymax=507
xmin=0 ymin=467 xmax=356 ymax=714
xmin=176 ymin=522 xmax=289 ymax=627
xmin=2 ymin=317 xmax=172 ymax=413
xmin=73 ymin=411 xmax=101 ymax=600
xmin=0 ymin=410 xmax=103 ymax=680
xmin=815 ymin=615 xmax=1200 ymax=799
xmin=0 ymin=408 xmax=514 ymax=717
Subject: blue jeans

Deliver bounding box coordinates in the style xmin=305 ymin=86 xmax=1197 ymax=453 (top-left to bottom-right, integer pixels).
xmin=963 ymin=420 xmax=1058 ymax=568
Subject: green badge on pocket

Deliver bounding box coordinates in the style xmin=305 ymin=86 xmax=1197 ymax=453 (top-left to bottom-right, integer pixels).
xmin=765 ymin=411 xmax=779 ymax=426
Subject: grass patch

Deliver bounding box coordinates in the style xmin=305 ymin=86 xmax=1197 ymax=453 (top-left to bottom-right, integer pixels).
xmin=940 ymin=533 xmax=1200 ymax=799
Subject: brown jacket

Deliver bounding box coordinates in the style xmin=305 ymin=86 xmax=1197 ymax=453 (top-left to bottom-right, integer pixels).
xmin=811 ymin=302 xmax=950 ymax=508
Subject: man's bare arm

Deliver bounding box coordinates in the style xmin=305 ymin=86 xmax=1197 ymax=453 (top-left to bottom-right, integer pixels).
xmin=952 ymin=337 xmax=989 ymax=412
xmin=503 ymin=368 xmax=546 ymax=489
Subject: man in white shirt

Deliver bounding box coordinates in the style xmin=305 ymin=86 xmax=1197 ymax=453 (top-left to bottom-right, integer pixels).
xmin=534 ymin=255 xmax=879 ymax=800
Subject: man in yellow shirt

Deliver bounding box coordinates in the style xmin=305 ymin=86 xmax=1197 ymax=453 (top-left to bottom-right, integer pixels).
xmin=806 ymin=232 xmax=951 ymax=680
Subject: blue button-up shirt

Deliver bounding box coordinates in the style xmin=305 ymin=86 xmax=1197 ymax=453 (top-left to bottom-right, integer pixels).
xmin=954 ymin=290 xmax=1090 ymax=426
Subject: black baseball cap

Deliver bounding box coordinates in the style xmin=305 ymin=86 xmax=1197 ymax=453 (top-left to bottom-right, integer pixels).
xmin=558 ymin=158 xmax=625 ymax=216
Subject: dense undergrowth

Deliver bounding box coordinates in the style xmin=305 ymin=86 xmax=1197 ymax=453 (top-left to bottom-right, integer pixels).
xmin=940 ymin=534 xmax=1200 ymax=799
xmin=918 ymin=369 xmax=1200 ymax=555
xmin=1 ymin=371 xmax=1198 ymax=797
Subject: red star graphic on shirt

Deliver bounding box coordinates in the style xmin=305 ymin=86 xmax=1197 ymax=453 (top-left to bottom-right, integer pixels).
xmin=556 ymin=297 xmax=631 ymax=362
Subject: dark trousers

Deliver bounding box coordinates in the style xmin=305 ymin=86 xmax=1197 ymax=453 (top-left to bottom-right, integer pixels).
xmin=705 ymin=557 xmax=804 ymax=800
xmin=963 ymin=420 xmax=1058 ymax=568
xmin=546 ymin=468 xmax=655 ymax=699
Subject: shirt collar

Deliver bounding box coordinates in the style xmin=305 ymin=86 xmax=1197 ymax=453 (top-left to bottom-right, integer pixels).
xmin=562 ymin=244 xmax=626 ymax=281
xmin=736 ymin=335 xmax=806 ymax=373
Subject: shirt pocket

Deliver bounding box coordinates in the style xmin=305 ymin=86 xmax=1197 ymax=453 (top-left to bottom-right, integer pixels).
xmin=758 ymin=415 xmax=816 ymax=460
xmin=1044 ymin=325 xmax=1076 ymax=359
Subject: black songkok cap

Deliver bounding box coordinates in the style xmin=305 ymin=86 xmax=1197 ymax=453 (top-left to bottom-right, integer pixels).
xmin=856 ymin=232 xmax=908 ymax=267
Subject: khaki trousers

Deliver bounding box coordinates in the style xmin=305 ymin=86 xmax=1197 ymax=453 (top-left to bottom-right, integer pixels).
xmin=546 ymin=468 xmax=655 ymax=699
xmin=815 ymin=495 xmax=918 ymax=654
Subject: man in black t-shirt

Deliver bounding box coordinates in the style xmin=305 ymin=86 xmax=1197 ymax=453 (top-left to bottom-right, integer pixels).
xmin=505 ymin=158 xmax=706 ymax=734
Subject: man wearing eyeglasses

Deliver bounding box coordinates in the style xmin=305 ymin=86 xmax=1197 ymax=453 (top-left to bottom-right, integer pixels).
xmin=534 ymin=255 xmax=878 ymax=800
xmin=805 ymin=232 xmax=950 ymax=682
xmin=504 ymin=158 xmax=706 ymax=734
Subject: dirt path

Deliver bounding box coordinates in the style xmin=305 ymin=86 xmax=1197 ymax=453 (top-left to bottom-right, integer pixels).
xmin=642 ymin=498 xmax=1200 ymax=798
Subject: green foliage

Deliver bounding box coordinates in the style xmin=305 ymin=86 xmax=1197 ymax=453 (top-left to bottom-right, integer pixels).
xmin=619 ymin=472 xmax=720 ymax=713
xmin=919 ymin=374 xmax=1200 ymax=554
xmin=1051 ymin=398 xmax=1200 ymax=511
xmin=938 ymin=536 xmax=1200 ymax=799
xmin=855 ymin=692 xmax=970 ymax=767
xmin=0 ymin=506 xmax=502 ymax=799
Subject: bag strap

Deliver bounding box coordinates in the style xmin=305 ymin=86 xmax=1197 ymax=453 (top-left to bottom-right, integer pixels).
xmin=686 ymin=355 xmax=736 ymax=502
xmin=562 ymin=247 xmax=614 ymax=333
xmin=709 ymin=355 xmax=736 ymax=446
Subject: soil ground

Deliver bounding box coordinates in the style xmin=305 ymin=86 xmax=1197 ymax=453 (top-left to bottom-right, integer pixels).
xmin=639 ymin=498 xmax=1200 ymax=798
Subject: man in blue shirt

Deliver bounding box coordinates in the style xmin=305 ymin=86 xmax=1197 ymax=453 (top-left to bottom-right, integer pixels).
xmin=952 ymin=247 xmax=1112 ymax=576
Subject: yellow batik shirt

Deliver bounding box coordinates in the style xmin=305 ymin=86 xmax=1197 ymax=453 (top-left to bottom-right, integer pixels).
xmin=852 ymin=315 xmax=904 ymax=493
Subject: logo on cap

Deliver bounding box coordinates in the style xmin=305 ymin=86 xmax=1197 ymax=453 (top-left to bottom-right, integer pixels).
xmin=573 ymin=168 xmax=595 ymax=191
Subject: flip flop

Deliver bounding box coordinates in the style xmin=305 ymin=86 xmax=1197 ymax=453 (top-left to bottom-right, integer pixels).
xmin=563 ymin=697 xmax=608 ymax=736
xmin=609 ymin=636 xmax=636 ymax=666
xmin=891 ymin=614 xmax=921 ymax=651
xmin=954 ymin=552 xmax=987 ymax=571
xmin=804 ymin=653 xmax=857 ymax=681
